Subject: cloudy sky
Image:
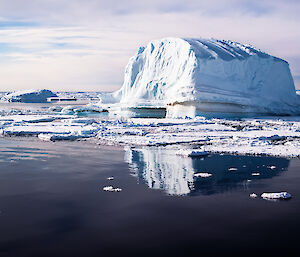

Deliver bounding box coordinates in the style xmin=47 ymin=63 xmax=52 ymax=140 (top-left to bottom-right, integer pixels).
xmin=0 ymin=0 xmax=300 ymax=92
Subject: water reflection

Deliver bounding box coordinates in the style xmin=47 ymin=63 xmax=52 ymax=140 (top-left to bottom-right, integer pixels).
xmin=125 ymin=147 xmax=290 ymax=196
xmin=0 ymin=145 xmax=59 ymax=162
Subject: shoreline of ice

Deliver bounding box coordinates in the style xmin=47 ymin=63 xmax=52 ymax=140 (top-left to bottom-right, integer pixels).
xmin=1 ymin=106 xmax=300 ymax=158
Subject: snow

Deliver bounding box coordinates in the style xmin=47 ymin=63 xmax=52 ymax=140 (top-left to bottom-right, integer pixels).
xmin=261 ymin=192 xmax=291 ymax=199
xmin=1 ymin=89 xmax=57 ymax=103
xmin=99 ymin=37 xmax=300 ymax=117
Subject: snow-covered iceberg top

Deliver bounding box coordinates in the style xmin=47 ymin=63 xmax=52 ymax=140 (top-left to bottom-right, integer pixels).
xmin=2 ymin=89 xmax=57 ymax=103
xmin=99 ymin=37 xmax=300 ymax=117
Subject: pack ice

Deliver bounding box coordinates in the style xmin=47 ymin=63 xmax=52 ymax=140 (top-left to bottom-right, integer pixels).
xmin=1 ymin=89 xmax=57 ymax=103
xmin=100 ymin=38 xmax=300 ymax=117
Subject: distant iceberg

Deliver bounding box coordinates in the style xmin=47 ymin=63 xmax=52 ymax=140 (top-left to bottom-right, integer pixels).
xmin=100 ymin=37 xmax=300 ymax=117
xmin=2 ymin=89 xmax=57 ymax=103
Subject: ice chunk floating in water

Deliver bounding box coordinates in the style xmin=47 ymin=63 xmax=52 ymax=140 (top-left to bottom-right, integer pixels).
xmin=103 ymin=186 xmax=122 ymax=192
xmin=99 ymin=37 xmax=300 ymax=117
xmin=194 ymin=172 xmax=212 ymax=178
xmin=261 ymin=192 xmax=291 ymax=200
xmin=250 ymin=193 xmax=258 ymax=198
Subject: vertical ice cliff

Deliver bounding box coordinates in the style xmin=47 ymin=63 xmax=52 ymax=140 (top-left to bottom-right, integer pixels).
xmin=100 ymin=37 xmax=300 ymax=117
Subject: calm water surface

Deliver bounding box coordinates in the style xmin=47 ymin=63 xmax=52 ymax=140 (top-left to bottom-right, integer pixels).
xmin=0 ymin=138 xmax=299 ymax=257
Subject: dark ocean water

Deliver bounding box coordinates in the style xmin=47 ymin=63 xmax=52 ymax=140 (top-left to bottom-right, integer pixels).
xmin=0 ymin=138 xmax=299 ymax=257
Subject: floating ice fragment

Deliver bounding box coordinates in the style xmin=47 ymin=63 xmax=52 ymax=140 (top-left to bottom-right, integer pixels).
xmin=194 ymin=172 xmax=212 ymax=178
xmin=250 ymin=193 xmax=257 ymax=198
xmin=228 ymin=167 xmax=238 ymax=171
xmin=103 ymin=186 xmax=122 ymax=192
xmin=267 ymin=166 xmax=276 ymax=170
xmin=103 ymin=186 xmax=114 ymax=192
xmin=261 ymin=192 xmax=291 ymax=200
xmin=252 ymin=172 xmax=260 ymax=176
xmin=176 ymin=149 xmax=209 ymax=157
xmin=107 ymin=177 xmax=114 ymax=180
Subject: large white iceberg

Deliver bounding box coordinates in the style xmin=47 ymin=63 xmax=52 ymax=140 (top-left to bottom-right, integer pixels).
xmin=2 ymin=89 xmax=57 ymax=103
xmin=100 ymin=37 xmax=300 ymax=117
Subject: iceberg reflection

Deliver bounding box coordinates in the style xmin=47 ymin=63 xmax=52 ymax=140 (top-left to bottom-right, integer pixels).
xmin=124 ymin=146 xmax=290 ymax=196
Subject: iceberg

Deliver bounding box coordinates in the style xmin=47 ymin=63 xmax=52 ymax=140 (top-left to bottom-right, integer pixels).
xmin=100 ymin=37 xmax=300 ymax=117
xmin=2 ymin=89 xmax=57 ymax=103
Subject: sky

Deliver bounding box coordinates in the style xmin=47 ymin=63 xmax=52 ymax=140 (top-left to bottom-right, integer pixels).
xmin=0 ymin=0 xmax=300 ymax=92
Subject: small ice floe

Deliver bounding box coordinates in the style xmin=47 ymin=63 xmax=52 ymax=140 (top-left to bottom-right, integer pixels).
xmin=250 ymin=193 xmax=257 ymax=198
xmin=228 ymin=167 xmax=238 ymax=171
xmin=194 ymin=172 xmax=212 ymax=178
xmin=261 ymin=192 xmax=291 ymax=200
xmin=247 ymin=179 xmax=252 ymax=182
xmin=103 ymin=186 xmax=122 ymax=192
xmin=267 ymin=165 xmax=276 ymax=170
xmin=38 ymin=128 xmax=97 ymax=141
xmin=252 ymin=172 xmax=260 ymax=176
xmin=107 ymin=177 xmax=114 ymax=180
xmin=61 ymin=104 xmax=105 ymax=115
xmin=176 ymin=149 xmax=209 ymax=157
